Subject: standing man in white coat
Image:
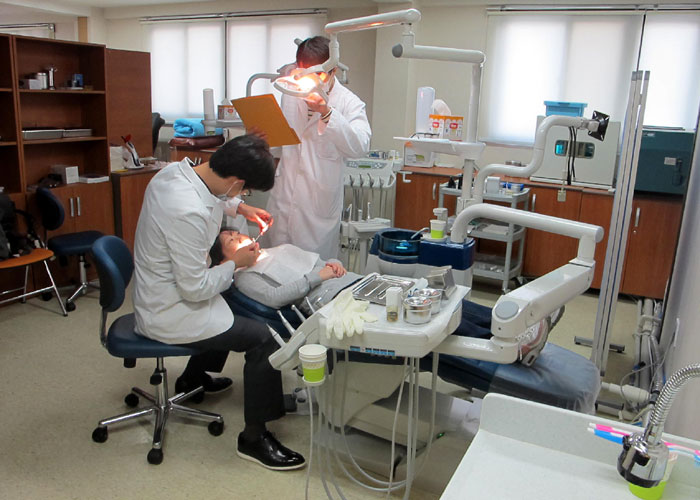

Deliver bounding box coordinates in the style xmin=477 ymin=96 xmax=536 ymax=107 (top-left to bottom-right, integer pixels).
xmin=264 ymin=36 xmax=371 ymax=260
xmin=133 ymin=135 xmax=305 ymax=470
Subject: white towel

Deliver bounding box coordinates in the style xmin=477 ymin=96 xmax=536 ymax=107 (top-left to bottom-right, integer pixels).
xmin=242 ymin=244 xmax=319 ymax=284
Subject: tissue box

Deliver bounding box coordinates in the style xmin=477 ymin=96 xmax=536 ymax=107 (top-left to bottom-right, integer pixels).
xmin=50 ymin=164 xmax=80 ymax=184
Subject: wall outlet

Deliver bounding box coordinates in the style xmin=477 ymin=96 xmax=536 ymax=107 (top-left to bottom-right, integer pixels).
xmin=557 ymin=189 xmax=567 ymax=202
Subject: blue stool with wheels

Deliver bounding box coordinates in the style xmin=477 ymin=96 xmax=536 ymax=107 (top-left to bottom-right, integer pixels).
xmin=89 ymin=235 xmax=224 ymax=465
xmin=35 ymin=187 xmax=103 ymax=311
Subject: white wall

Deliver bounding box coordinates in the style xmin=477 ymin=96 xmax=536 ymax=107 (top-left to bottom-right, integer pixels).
xmin=660 ymin=117 xmax=700 ymax=440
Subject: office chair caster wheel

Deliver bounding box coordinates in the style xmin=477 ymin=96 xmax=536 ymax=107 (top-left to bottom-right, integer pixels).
xmin=65 ymin=301 xmax=76 ymax=312
xmin=124 ymin=393 xmax=139 ymax=408
xmin=41 ymin=292 xmax=53 ymax=301
xmin=208 ymin=421 xmax=224 ymax=436
xmin=147 ymin=448 xmax=163 ymax=465
xmin=92 ymin=426 xmax=108 ymax=443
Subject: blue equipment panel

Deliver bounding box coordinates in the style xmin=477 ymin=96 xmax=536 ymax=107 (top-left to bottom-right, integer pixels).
xmin=635 ymin=129 xmax=695 ymax=195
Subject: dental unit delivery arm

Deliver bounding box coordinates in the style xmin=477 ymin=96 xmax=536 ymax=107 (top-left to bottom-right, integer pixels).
xmin=434 ymin=203 xmax=603 ymax=363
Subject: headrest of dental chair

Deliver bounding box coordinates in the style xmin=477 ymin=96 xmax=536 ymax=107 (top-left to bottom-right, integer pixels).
xmin=222 ymin=286 xmax=301 ymax=328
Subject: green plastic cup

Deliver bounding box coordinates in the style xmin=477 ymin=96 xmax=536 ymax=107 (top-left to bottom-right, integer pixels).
xmin=298 ymin=344 xmax=327 ymax=386
xmin=628 ymin=453 xmax=677 ymax=500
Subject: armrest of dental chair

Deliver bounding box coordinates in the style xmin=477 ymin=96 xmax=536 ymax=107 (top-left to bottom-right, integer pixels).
xmin=221 ymin=286 xmax=301 ymax=335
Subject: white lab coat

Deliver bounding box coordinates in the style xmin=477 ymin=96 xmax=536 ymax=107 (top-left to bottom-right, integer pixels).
xmin=133 ymin=160 xmax=241 ymax=344
xmin=265 ymin=79 xmax=371 ymax=260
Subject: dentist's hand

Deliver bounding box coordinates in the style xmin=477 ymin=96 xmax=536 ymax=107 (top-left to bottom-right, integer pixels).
xmin=231 ymin=242 xmax=260 ymax=269
xmin=237 ymin=204 xmax=273 ymax=232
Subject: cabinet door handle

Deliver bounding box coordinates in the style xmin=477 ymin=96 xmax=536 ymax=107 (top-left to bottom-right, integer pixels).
xmin=634 ymin=207 xmax=640 ymax=228
xmin=399 ymin=171 xmax=412 ymax=183
xmin=531 ymin=193 xmax=537 ymax=212
xmin=69 ymin=197 xmax=75 ymax=217
xmin=432 ymin=183 xmax=437 ymax=200
xmin=77 ymin=196 xmax=82 ymax=217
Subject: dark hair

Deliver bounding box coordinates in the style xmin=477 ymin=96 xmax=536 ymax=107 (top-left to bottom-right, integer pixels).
xmin=209 ymin=228 xmax=236 ymax=267
xmin=209 ymin=134 xmax=275 ymax=191
xmin=296 ymin=36 xmax=330 ymax=68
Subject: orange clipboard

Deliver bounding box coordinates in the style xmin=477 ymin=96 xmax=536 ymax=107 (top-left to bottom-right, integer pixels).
xmin=231 ymin=94 xmax=300 ymax=148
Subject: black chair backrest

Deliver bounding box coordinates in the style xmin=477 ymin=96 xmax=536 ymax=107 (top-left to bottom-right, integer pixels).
xmin=152 ymin=112 xmax=166 ymax=152
xmin=36 ymin=187 xmax=65 ymax=232
xmin=90 ymin=235 xmax=134 ymax=313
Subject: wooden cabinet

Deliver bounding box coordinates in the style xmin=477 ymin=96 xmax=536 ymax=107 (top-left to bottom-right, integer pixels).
xmin=0 ymin=34 xmax=22 ymax=195
xmin=106 ymin=49 xmax=152 ymax=156
xmin=394 ymin=166 xmax=460 ymax=230
xmin=518 ymin=178 xmax=682 ymax=299
xmin=14 ymin=36 xmax=110 ymax=189
xmin=621 ymin=195 xmax=682 ymax=299
xmin=30 ymin=183 xmax=114 ymax=238
xmin=578 ymin=190 xmax=614 ymax=289
xmin=522 ymin=184 xmax=582 ymax=277
xmin=112 ymin=167 xmax=159 ymax=253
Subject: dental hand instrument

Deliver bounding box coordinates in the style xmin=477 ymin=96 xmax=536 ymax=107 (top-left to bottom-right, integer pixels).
xmin=266 ymin=324 xmax=287 ymax=348
xmin=291 ymin=304 xmax=307 ymax=322
xmin=277 ymin=310 xmax=297 ymax=336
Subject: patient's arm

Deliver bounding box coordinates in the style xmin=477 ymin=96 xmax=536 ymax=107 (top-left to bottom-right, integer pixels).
xmin=234 ymin=260 xmax=326 ymax=309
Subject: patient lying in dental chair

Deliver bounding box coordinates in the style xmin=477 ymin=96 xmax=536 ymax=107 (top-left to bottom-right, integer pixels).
xmin=211 ymin=229 xmax=562 ymax=366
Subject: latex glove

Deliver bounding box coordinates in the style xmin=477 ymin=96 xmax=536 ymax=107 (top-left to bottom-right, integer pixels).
xmin=326 ymin=290 xmax=377 ymax=340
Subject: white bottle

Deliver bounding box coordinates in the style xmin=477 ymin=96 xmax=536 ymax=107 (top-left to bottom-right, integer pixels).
xmin=385 ymin=287 xmax=402 ymax=323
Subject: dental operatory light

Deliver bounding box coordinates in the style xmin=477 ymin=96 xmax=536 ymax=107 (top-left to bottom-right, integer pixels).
xmin=273 ymin=9 xmax=422 ymax=101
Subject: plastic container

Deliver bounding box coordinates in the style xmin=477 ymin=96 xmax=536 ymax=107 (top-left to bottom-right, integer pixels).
xmin=430 ymin=219 xmax=446 ymax=239
xmin=298 ymin=344 xmax=328 ymax=386
xmin=385 ymin=286 xmax=402 ymax=323
xmin=544 ymin=101 xmax=587 ymax=117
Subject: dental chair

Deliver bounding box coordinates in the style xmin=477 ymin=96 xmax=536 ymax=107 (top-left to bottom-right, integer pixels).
xmin=225 ymin=284 xmax=600 ymax=413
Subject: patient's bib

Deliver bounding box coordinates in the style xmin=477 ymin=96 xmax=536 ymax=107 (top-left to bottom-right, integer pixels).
xmin=243 ymin=244 xmax=319 ymax=284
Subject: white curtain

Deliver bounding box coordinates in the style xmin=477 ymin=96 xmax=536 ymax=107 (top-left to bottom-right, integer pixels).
xmin=481 ymin=13 xmax=643 ymax=144
xmin=226 ymin=15 xmax=325 ymax=101
xmin=147 ymin=14 xmax=324 ymax=121
xmin=148 ymin=22 xmax=225 ymax=120
xmin=640 ymin=12 xmax=700 ymax=129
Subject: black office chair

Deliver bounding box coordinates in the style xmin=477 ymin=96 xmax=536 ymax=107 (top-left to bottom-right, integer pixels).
xmin=35 ymin=187 xmax=103 ymax=311
xmin=90 ymin=235 xmax=224 ymax=464
xmin=152 ymin=112 xmax=165 ymax=153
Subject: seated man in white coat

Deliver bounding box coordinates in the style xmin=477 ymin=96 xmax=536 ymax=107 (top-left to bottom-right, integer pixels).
xmin=264 ymin=35 xmax=372 ymax=260
xmin=133 ymin=135 xmax=304 ymax=470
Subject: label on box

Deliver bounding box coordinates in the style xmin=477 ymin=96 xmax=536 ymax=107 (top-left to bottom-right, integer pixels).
xmin=429 ymin=114 xmax=446 ymax=138
xmin=444 ymin=116 xmax=464 ymax=141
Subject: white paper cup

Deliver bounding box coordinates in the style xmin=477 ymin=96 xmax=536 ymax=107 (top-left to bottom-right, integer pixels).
xmin=298 ymin=344 xmax=327 ymax=386
xmin=430 ymin=219 xmax=446 ymax=239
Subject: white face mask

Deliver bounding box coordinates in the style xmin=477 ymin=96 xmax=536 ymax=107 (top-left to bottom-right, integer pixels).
xmin=220 ymin=179 xmax=243 ymax=200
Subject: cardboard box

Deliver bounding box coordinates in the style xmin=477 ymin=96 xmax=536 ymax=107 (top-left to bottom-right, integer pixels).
xmin=428 ymin=114 xmax=446 ymax=138
xmin=50 ymin=164 xmax=80 ymax=184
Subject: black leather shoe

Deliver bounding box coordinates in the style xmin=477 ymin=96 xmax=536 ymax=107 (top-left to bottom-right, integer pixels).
xmin=175 ymin=374 xmax=233 ymax=396
xmin=237 ymin=431 xmax=306 ymax=471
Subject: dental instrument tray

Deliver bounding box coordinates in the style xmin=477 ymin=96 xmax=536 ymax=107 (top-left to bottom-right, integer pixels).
xmin=352 ymin=273 xmax=415 ymax=305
